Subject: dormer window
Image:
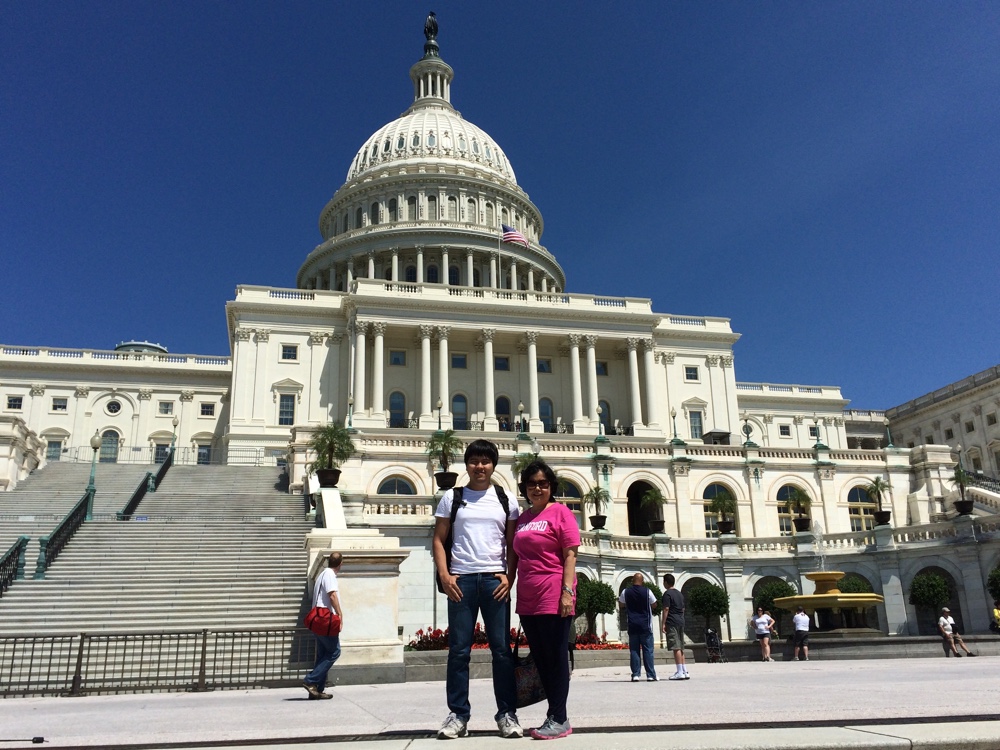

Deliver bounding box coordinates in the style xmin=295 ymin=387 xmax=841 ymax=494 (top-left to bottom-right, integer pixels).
xmin=411 ymin=132 xmax=420 ymax=148
xmin=485 ymin=145 xmax=493 ymax=161
xmin=370 ymin=145 xmax=378 ymax=160
xmin=472 ymin=139 xmax=480 ymax=154
xmin=427 ymin=132 xmax=436 ymax=147
xmin=442 ymin=133 xmax=452 ymax=148
xmin=396 ymin=135 xmax=405 ymax=150
xmin=382 ymin=138 xmax=390 ymax=153
xmin=458 ymin=135 xmax=466 ymax=151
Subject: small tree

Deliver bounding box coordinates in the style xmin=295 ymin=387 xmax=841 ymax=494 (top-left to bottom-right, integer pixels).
xmin=511 ymin=452 xmax=538 ymax=482
xmin=987 ymin=566 xmax=1000 ymax=603
xmin=753 ymin=579 xmax=796 ymax=614
xmin=639 ymin=487 xmax=667 ymax=512
xmin=583 ymin=485 xmax=611 ymax=516
xmin=838 ymin=574 xmax=874 ymax=594
xmin=426 ymin=430 xmax=464 ymax=472
xmin=784 ymin=486 xmax=811 ymax=518
xmin=576 ymin=577 xmax=616 ymax=635
xmin=708 ymin=487 xmax=737 ymax=522
xmin=951 ymin=466 xmax=971 ymax=504
xmin=642 ymin=579 xmax=664 ymax=617
xmin=307 ymin=423 xmax=357 ymax=471
xmin=908 ymin=572 xmax=950 ymax=611
xmin=689 ymin=583 xmax=730 ymax=628
xmin=863 ymin=476 xmax=891 ymax=512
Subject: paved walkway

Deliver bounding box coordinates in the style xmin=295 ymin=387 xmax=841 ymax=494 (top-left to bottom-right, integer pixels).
xmin=2 ymin=657 xmax=999 ymax=749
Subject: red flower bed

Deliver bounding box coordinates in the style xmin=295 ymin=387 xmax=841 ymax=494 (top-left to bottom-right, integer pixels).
xmin=574 ymin=632 xmax=626 ymax=650
xmin=407 ymin=625 xmax=623 ymax=651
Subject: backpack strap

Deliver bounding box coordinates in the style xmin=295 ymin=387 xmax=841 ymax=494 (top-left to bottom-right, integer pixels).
xmin=449 ymin=486 xmax=465 ymax=525
xmin=494 ymin=483 xmax=511 ymax=518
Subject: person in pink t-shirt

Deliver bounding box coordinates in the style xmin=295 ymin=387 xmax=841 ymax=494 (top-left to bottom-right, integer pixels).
xmin=509 ymin=460 xmax=581 ymax=740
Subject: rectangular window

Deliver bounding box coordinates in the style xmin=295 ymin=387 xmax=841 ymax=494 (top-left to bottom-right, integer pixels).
xmin=703 ymin=506 xmax=719 ymax=537
xmin=154 ymin=444 xmax=170 ymax=464
xmin=52 ymin=397 xmax=68 ymax=411
xmin=849 ymin=504 xmax=875 ymax=532
xmin=809 ymin=426 xmax=819 ymax=439
xmin=595 ymin=361 xmax=609 ymax=376
xmin=684 ymin=366 xmax=699 ymax=381
xmin=987 ymin=413 xmax=997 ymax=426
xmin=389 ymin=350 xmax=406 ymax=366
xmin=197 ymin=445 xmax=212 ymax=465
xmin=965 ymin=421 xmax=975 ymax=433
xmin=46 ymin=440 xmax=62 ymax=461
xmin=494 ymin=356 xmax=510 ymax=371
xmin=907 ymin=442 xmax=915 ymax=449
xmin=6 ymin=396 xmax=22 ymax=410
xmin=537 ymin=359 xmax=552 ymax=373
xmin=281 ymin=345 xmax=298 ymax=361
xmin=777 ymin=504 xmax=793 ymax=536
xmin=200 ymin=403 xmax=215 ymax=417
xmin=158 ymin=401 xmax=173 ymax=415
xmin=945 ymin=428 xmax=954 ymax=440
xmin=451 ymin=353 xmax=467 ymax=369
xmin=689 ymin=410 xmax=703 ymax=439
xmin=779 ymin=425 xmax=791 ymax=437
xmin=925 ymin=435 xmax=934 ymax=444
xmin=278 ymin=394 xmax=295 ymax=426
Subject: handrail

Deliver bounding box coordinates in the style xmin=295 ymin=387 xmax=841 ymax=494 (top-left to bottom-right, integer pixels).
xmin=1 ymin=536 xmax=30 ymax=597
xmin=117 ymin=472 xmax=154 ymax=521
xmin=34 ymin=492 xmax=90 ymax=580
xmin=152 ymin=447 xmax=173 ymax=489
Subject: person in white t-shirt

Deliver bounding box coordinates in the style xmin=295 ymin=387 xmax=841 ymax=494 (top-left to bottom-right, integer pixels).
xmin=433 ymin=439 xmax=522 ymax=740
xmin=303 ymin=552 xmax=343 ymax=699
xmin=750 ymin=607 xmax=776 ymax=661
xmin=792 ymin=605 xmax=810 ymax=661
xmin=938 ymin=607 xmax=976 ymax=657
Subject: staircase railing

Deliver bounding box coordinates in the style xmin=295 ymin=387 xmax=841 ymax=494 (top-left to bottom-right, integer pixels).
xmin=1 ymin=536 xmax=30 ymax=597
xmin=34 ymin=492 xmax=90 ymax=580
xmin=117 ymin=472 xmax=154 ymax=521
xmin=152 ymin=447 xmax=173 ymax=489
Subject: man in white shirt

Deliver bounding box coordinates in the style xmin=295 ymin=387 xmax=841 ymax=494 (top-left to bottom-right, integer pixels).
xmin=792 ymin=605 xmax=810 ymax=661
xmin=303 ymin=552 xmax=344 ymax=699
xmin=938 ymin=607 xmax=976 ymax=657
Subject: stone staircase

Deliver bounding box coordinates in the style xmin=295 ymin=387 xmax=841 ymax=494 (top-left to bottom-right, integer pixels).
xmin=0 ymin=466 xmax=312 ymax=635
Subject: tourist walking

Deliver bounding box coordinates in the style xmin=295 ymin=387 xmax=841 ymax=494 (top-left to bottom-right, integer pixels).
xmin=751 ymin=607 xmax=776 ymax=661
xmin=661 ymin=573 xmax=689 ymax=680
xmin=991 ymin=600 xmax=1000 ymax=634
xmin=619 ymin=572 xmax=658 ymax=681
xmin=303 ymin=552 xmax=343 ymax=699
xmin=792 ymin=605 xmax=810 ymax=661
xmin=433 ymin=439 xmax=522 ymax=739
xmin=509 ymin=460 xmax=580 ymax=740
xmin=938 ymin=607 xmax=976 ymax=657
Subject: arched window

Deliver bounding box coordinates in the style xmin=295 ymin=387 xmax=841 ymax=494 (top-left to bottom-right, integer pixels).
xmin=405 ymin=265 xmax=417 ymax=283
xmin=458 ymin=134 xmax=466 ymax=151
xmin=427 ymin=195 xmax=437 ymax=220
xmin=100 ymin=430 xmax=120 ymax=464
xmin=382 ymin=138 xmax=391 ymax=153
xmin=776 ymin=484 xmax=810 ymax=535
xmin=427 ymin=132 xmax=436 ymax=148
xmin=407 ymin=196 xmax=417 ymax=221
xmin=426 ymin=265 xmax=439 ymax=284
xmin=447 ymin=196 xmax=457 ymax=220
xmin=702 ymin=482 xmax=735 ymax=537
xmin=396 ymin=135 xmax=405 ymax=151
xmin=355 ymin=207 xmax=363 ymax=229
xmin=467 ymin=198 xmax=477 ymax=223
xmin=452 ymin=394 xmax=468 ymax=430
xmin=501 ymin=208 xmax=509 ymax=226
xmin=369 ymin=202 xmax=380 ymax=225
xmin=598 ymin=400 xmax=611 ymax=435
xmin=539 ymin=398 xmax=554 ymax=433
xmin=847 ymin=486 xmax=876 ymax=531
xmin=378 ymin=476 xmax=416 ymax=495
xmin=449 ymin=265 xmax=460 ymax=286
xmin=411 ymin=132 xmax=420 ymax=148
xmin=496 ymin=396 xmax=512 ymax=430
xmin=555 ymin=479 xmax=582 ymax=528
xmin=389 ymin=391 xmax=406 ymax=428
xmin=485 ymin=203 xmax=495 ymax=228
xmin=388 ymin=198 xmax=397 ymax=221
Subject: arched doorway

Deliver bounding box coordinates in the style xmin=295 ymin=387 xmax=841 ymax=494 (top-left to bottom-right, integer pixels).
xmin=910 ymin=566 xmax=963 ymax=635
xmin=99 ymin=430 xmax=120 ymax=463
xmin=681 ymin=577 xmax=718 ymax=642
xmin=626 ymin=480 xmax=659 ymax=536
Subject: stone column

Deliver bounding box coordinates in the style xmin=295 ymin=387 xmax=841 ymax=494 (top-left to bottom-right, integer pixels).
xmin=441 ymin=247 xmax=449 ymax=285
xmin=390 ymin=248 xmax=399 ymax=282
xmin=490 ymin=252 xmax=498 ymax=288
xmin=466 ymin=250 xmax=474 ymax=287
xmin=585 ymin=335 xmax=599 ymax=423
xmin=510 ymin=259 xmax=518 ymax=290
xmin=527 ymin=267 xmax=535 ymax=292
xmin=483 ymin=329 xmax=497 ymax=430
xmin=627 ymin=337 xmax=643 ymax=429
xmin=416 ymin=245 xmax=424 ymax=283
xmin=251 ymin=329 xmax=270 ymax=421
xmin=420 ymin=325 xmax=433 ymax=426
xmin=347 ymin=260 xmax=355 ymax=287
xmin=353 ymin=322 xmax=367 ymax=414
xmin=569 ymin=334 xmax=584 ymax=428
xmin=437 ymin=326 xmax=450 ymax=422
xmin=328 ymin=266 xmax=337 ymax=292
xmin=307 ymin=332 xmax=326 ymax=423
xmin=526 ymin=331 xmax=540 ymax=431
xmin=314 ymin=273 xmax=323 ymax=291
xmin=642 ymin=338 xmax=660 ymax=429
xmin=367 ymin=251 xmax=375 ymax=279
xmin=541 ymin=276 xmax=548 ymax=293
xmin=371 ymin=322 xmax=385 ymax=417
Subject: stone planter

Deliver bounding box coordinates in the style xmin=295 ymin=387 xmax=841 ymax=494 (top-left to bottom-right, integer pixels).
xmin=316 ymin=468 xmax=341 ymax=488
xmin=434 ymin=471 xmax=458 ymax=491
xmin=647 ymin=519 xmax=666 ymax=534
xmin=954 ymin=499 xmax=975 ymax=515
xmin=717 ymin=520 xmax=736 ymax=535
xmin=792 ymin=517 xmax=811 ymax=533
xmin=873 ymin=510 xmax=892 ymax=526
xmin=589 ymin=514 xmax=607 ymax=530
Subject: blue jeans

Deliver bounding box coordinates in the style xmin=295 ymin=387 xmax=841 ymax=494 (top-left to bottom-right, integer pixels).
xmin=628 ymin=630 xmax=656 ymax=679
xmin=446 ymin=573 xmax=516 ymax=721
xmin=305 ymin=634 xmax=341 ymax=692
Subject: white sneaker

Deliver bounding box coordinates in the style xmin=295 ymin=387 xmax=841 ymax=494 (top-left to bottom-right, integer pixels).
xmin=437 ymin=713 xmax=469 ymax=739
xmin=681 ymin=672 xmax=691 ymax=680
xmin=668 ymin=672 xmax=686 ymax=680
xmin=647 ymin=675 xmax=659 ymax=682
xmin=496 ymin=713 xmax=523 ymax=739
xmin=631 ymin=675 xmax=640 ymax=682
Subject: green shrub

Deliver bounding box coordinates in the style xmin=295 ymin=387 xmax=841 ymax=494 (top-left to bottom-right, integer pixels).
xmin=753 ymin=579 xmax=796 ymax=613
xmin=642 ymin=579 xmax=664 ymax=617
xmin=838 ymin=574 xmax=874 ymax=594
xmin=908 ymin=572 xmax=950 ymax=610
xmin=576 ymin=577 xmax=616 ymax=635
xmin=689 ymin=582 xmax=730 ymax=620
xmin=986 ymin=567 xmax=1000 ymax=603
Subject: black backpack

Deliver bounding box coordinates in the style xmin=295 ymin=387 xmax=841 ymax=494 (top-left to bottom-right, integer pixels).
xmin=436 ymin=484 xmax=511 ymax=594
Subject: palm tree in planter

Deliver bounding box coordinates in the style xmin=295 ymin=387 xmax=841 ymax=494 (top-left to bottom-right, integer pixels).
xmin=427 ymin=430 xmax=465 ymax=490
xmin=640 ymin=486 xmax=668 ymax=534
xmin=951 ymin=466 xmax=974 ymax=515
xmin=308 ymin=423 xmax=357 ymax=488
xmin=863 ymin=476 xmax=892 ymax=526
xmin=708 ymin=487 xmax=738 ymax=535
xmin=583 ymin=485 xmax=611 ymax=530
xmin=784 ymin=487 xmax=812 ymax=533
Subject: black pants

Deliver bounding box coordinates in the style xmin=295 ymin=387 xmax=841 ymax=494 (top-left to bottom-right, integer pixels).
xmin=520 ymin=614 xmax=572 ymax=723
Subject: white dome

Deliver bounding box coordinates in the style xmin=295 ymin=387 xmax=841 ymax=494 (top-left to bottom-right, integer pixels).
xmin=347 ymin=106 xmax=518 ymax=187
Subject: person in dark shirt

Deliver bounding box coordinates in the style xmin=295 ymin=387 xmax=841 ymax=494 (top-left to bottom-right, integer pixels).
xmin=619 ymin=572 xmax=658 ymax=681
xmin=661 ymin=573 xmax=689 ymax=680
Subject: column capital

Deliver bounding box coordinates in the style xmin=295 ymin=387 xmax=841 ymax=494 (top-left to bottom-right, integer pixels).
xmin=75 ymin=385 xmax=90 ymax=398
xmin=329 ymin=333 xmax=344 ymax=345
xmin=371 ymin=322 xmax=387 ymax=337
xmin=415 ymin=244 xmax=424 ymax=253
xmin=583 ymin=334 xmax=598 ymax=348
xmin=481 ymin=328 xmax=496 ymax=342
xmin=568 ymin=333 xmax=581 ymax=347
xmin=525 ymin=331 xmax=538 ymax=345
xmin=234 ymin=327 xmax=252 ymax=342
xmin=720 ymin=355 xmax=734 ymax=368
xmin=254 ymin=329 xmax=270 ymax=343
xmin=138 ymin=389 xmax=152 ymax=401
xmin=641 ymin=338 xmax=655 ymax=353
xmin=419 ymin=324 xmax=434 ymax=339
xmin=180 ymin=390 xmax=195 ymax=402
xmin=705 ymin=354 xmax=720 ymax=367
xmin=762 ymin=413 xmax=774 ymax=424
xmin=390 ymin=246 xmax=399 ymax=257
xmin=626 ymin=337 xmax=640 ymax=352
xmin=353 ymin=321 xmax=369 ymax=336
xmin=309 ymin=331 xmax=327 ymax=346
xmin=436 ymin=325 xmax=450 ymax=340
xmin=30 ymin=384 xmax=45 ymax=397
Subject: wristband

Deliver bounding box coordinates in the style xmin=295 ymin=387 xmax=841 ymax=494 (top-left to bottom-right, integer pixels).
xmin=562 ymin=585 xmax=574 ymax=596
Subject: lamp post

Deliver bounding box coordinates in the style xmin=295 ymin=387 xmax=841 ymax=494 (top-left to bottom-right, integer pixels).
xmin=85 ymin=430 xmax=101 ymax=521
xmin=883 ymin=416 xmax=894 ymax=449
xmin=436 ymin=398 xmax=443 ymax=431
xmin=669 ymin=407 xmax=685 ymax=446
xmin=812 ymin=414 xmax=827 ymax=450
xmin=170 ymin=416 xmax=179 ymax=455
xmin=740 ymin=411 xmax=757 ymax=448
xmin=596 ymin=405 xmax=603 ymax=436
xmin=517 ymin=401 xmax=526 ymax=438
xmin=347 ymin=396 xmax=354 ymax=430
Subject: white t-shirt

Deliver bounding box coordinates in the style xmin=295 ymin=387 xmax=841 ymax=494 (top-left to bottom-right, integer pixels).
xmin=435 ymin=485 xmax=519 ymax=574
xmin=313 ymin=566 xmax=339 ymax=610
xmin=938 ymin=616 xmax=954 ymax=635
xmin=753 ymin=614 xmax=773 ymax=634
xmin=793 ymin=612 xmax=810 ymax=632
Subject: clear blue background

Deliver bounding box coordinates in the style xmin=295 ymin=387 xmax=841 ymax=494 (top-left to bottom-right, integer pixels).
xmin=3 ymin=1 xmax=998 ymax=409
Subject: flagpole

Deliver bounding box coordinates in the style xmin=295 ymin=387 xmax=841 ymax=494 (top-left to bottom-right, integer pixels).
xmin=497 ymin=224 xmax=501 ymax=289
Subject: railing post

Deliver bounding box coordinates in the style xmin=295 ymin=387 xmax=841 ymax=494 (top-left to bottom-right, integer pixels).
xmin=34 ymin=536 xmax=49 ymax=579
xmin=70 ymin=633 xmax=86 ymax=696
xmin=15 ymin=536 xmax=28 ymax=580
xmin=196 ymin=629 xmax=209 ymax=691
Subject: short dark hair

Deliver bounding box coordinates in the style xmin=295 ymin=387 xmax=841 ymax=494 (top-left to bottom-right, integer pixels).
xmin=464 ymin=439 xmax=498 ymax=467
xmin=663 ymin=573 xmax=676 ymax=588
xmin=517 ymin=460 xmax=558 ymax=498
xmin=328 ymin=551 xmax=343 ymax=569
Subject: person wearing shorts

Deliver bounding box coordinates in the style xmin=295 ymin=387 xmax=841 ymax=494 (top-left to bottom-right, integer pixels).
xmin=792 ymin=605 xmax=810 ymax=661
xmin=661 ymin=573 xmax=689 ymax=680
xmin=751 ymin=607 xmax=775 ymax=661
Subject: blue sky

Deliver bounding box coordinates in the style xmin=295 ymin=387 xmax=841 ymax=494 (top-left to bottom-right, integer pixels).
xmin=2 ymin=1 xmax=998 ymax=410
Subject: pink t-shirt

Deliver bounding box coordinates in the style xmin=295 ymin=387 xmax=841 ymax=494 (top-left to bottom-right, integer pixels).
xmin=513 ymin=502 xmax=581 ymax=616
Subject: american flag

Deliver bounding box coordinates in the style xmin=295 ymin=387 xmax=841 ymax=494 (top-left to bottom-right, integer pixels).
xmin=501 ymin=224 xmax=529 ymax=247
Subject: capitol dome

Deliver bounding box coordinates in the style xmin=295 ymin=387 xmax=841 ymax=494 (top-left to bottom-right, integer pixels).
xmin=297 ymin=22 xmax=564 ymax=294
